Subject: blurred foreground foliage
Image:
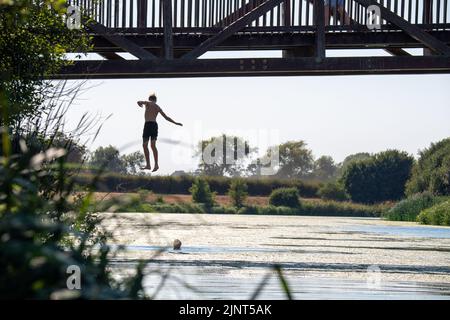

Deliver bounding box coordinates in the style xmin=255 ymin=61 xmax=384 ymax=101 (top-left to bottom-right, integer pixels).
xmin=0 ymin=133 xmax=148 ymax=299
xmin=0 ymin=0 xmax=91 ymax=126
xmin=0 ymin=0 xmax=148 ymax=299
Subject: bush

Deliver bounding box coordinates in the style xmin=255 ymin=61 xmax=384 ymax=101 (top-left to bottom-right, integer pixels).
xmin=189 ymin=178 xmax=215 ymax=207
xmin=317 ymin=182 xmax=348 ymax=201
xmin=384 ymin=192 xmax=446 ymax=221
xmin=236 ymin=201 xmax=382 ymax=217
xmin=301 ymin=200 xmax=385 ymax=217
xmin=228 ymin=179 xmax=248 ymax=208
xmin=74 ymin=173 xmax=320 ymax=197
xmin=237 ymin=206 xmax=260 ymax=215
xmin=254 ymin=205 xmax=300 ymax=216
xmin=269 ymin=188 xmax=301 ymax=208
xmin=88 ymin=197 xmax=385 ymax=217
xmin=154 ymin=195 xmax=165 ymax=204
xmin=417 ymin=200 xmax=450 ymax=226
xmin=341 ymin=150 xmax=414 ymax=204
xmin=406 ymin=138 xmax=450 ymax=196
xmin=210 ymin=206 xmax=238 ymax=214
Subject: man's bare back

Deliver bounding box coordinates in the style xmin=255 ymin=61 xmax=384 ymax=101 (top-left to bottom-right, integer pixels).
xmin=142 ymin=101 xmax=160 ymax=122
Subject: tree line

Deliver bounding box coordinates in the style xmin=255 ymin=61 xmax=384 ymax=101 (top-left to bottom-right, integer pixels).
xmin=67 ymin=133 xmax=450 ymax=205
xmin=69 ymin=135 xmax=368 ymax=182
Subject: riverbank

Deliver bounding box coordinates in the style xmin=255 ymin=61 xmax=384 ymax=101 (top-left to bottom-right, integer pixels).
xmin=85 ymin=192 xmax=390 ymax=217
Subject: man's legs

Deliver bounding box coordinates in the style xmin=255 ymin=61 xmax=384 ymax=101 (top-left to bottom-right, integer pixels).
xmin=338 ymin=5 xmax=351 ymax=25
xmin=142 ymin=138 xmax=151 ymax=170
xmin=325 ymin=1 xmax=350 ymax=26
xmin=150 ymin=139 xmax=159 ymax=172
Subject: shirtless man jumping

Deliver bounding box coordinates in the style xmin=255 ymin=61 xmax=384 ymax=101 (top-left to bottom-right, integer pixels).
xmin=137 ymin=93 xmax=182 ymax=172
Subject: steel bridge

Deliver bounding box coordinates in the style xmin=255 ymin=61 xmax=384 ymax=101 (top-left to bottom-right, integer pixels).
xmin=58 ymin=0 xmax=450 ymax=78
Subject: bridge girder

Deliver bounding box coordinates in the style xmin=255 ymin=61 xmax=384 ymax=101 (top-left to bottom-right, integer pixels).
xmin=57 ymin=56 xmax=450 ymax=79
xmin=57 ymin=0 xmax=450 ymax=79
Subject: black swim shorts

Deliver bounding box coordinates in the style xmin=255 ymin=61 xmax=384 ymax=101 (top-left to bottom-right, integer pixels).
xmin=142 ymin=121 xmax=158 ymax=141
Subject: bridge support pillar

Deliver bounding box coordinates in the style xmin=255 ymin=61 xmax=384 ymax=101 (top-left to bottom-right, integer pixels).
xmin=163 ymin=0 xmax=174 ymax=59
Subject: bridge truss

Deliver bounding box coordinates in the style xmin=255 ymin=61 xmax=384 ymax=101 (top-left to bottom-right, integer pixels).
xmin=57 ymin=0 xmax=450 ymax=78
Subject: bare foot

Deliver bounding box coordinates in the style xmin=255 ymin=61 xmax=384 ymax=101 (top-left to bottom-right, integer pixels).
xmin=152 ymin=164 xmax=159 ymax=172
xmin=140 ymin=165 xmax=151 ymax=170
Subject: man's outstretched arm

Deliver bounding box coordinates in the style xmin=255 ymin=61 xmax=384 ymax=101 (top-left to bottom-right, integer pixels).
xmin=137 ymin=101 xmax=147 ymax=107
xmin=159 ymin=108 xmax=182 ymax=126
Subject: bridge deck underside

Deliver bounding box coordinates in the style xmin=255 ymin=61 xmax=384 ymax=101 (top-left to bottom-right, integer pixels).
xmin=59 ymin=0 xmax=450 ymax=78
xmin=61 ymin=31 xmax=450 ymax=78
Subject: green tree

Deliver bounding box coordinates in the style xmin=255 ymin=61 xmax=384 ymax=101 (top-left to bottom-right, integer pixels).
xmin=0 ymin=0 xmax=90 ymax=127
xmin=268 ymin=141 xmax=314 ymax=179
xmin=406 ymin=138 xmax=450 ymax=196
xmin=338 ymin=152 xmax=371 ymax=176
xmin=7 ymin=130 xmax=87 ymax=164
xmin=313 ymin=155 xmax=338 ymax=181
xmin=341 ymin=150 xmax=414 ymax=203
xmin=189 ymin=178 xmax=215 ymax=207
xmin=47 ymin=132 xmax=87 ymax=164
xmin=317 ymin=182 xmax=348 ymax=201
xmin=195 ymin=134 xmax=253 ymax=177
xmin=89 ymin=145 xmax=127 ymax=173
xmin=246 ymin=158 xmax=264 ymax=177
xmin=228 ymin=179 xmax=248 ymax=208
xmin=121 ymin=151 xmax=145 ymax=175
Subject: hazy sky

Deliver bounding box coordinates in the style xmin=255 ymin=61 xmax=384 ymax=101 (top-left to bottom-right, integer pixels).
xmin=65 ymin=50 xmax=450 ymax=175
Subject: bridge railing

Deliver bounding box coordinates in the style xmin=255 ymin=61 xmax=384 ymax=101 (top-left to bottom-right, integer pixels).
xmin=70 ymin=0 xmax=450 ymax=32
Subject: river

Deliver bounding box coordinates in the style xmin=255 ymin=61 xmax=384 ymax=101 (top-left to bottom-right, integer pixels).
xmin=101 ymin=213 xmax=450 ymax=299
